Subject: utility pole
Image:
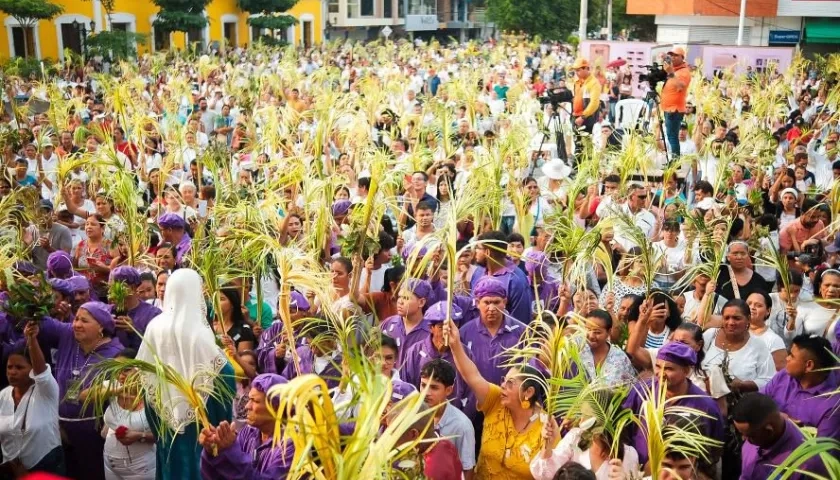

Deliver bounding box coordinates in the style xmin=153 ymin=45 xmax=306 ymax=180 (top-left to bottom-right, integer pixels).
xmin=579 ymin=0 xmax=588 ymax=40
xmin=737 ymin=0 xmax=747 ymax=45
xmin=607 ymin=0 xmax=613 ymax=40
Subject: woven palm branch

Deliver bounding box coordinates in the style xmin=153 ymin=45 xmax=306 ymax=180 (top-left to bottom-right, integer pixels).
xmin=631 ymin=376 xmax=724 ymax=479
xmin=81 ymin=351 xmax=235 ymax=453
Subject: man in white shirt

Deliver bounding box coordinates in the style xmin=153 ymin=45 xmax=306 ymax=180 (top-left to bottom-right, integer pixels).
xmin=38 ymin=142 xmax=59 ymax=200
xmin=418 ymin=359 xmax=476 ymax=479
xmin=678 ymin=123 xmax=697 ymax=156
xmin=614 ymin=184 xmax=656 ymax=250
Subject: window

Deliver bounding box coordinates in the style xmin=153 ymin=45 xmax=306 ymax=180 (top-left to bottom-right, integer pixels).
xmin=329 ymin=0 xmax=339 ymax=14
xmin=347 ymin=0 xmax=360 ymax=17
xmin=302 ymin=20 xmax=312 ymax=48
xmin=408 ymin=0 xmax=435 ymax=15
xmin=60 ymin=24 xmax=83 ymax=54
xmin=154 ymin=27 xmax=170 ymax=51
xmin=11 ymin=26 xmax=36 ymax=58
xmin=223 ymin=22 xmax=236 ymax=45
xmin=186 ymin=27 xmax=204 ymax=49
xmin=384 ymin=0 xmax=393 ymax=17
xmin=112 ymin=22 xmax=129 ymax=32
xmin=361 ymin=0 xmax=374 ymax=16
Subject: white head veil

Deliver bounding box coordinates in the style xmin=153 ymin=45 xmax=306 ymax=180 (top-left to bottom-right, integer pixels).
xmin=137 ymin=268 xmax=227 ymax=433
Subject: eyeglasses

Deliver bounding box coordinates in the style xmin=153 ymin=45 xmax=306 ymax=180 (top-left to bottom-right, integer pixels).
xmin=636 ymin=195 xmax=647 ymax=200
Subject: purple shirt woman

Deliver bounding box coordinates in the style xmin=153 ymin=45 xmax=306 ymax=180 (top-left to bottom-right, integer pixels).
xmin=37 ymin=301 xmax=123 ymax=480
xmin=109 ymin=266 xmax=162 ymax=349
xmin=200 ymin=374 xmax=295 ymax=480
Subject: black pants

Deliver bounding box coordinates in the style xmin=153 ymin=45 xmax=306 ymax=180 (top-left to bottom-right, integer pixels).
xmin=572 ymin=115 xmax=597 ymax=167
xmin=0 ymin=446 xmax=65 ymax=480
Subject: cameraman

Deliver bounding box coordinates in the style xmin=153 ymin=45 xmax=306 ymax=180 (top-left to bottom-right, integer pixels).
xmin=571 ymin=58 xmax=601 ymax=162
xmin=661 ymin=47 xmax=692 ymax=160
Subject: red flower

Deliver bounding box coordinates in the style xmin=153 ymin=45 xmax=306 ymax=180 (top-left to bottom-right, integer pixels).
xmin=115 ymin=426 xmax=128 ymax=438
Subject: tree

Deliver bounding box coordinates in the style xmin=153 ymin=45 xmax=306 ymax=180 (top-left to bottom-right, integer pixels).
xmin=86 ymin=30 xmax=149 ymax=61
xmin=238 ymin=0 xmax=298 ymax=38
xmin=0 ymin=0 xmax=63 ymax=58
xmin=152 ymin=0 xmax=212 ymax=46
xmin=486 ymin=0 xmax=579 ymax=41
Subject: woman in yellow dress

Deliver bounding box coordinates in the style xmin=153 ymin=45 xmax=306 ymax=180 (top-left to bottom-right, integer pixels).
xmin=444 ymin=319 xmax=551 ymax=479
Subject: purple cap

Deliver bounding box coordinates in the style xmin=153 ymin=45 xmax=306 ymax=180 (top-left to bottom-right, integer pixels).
xmin=331 ymin=200 xmax=351 ymax=216
xmin=157 ymin=213 xmax=187 ymax=230
xmin=66 ymin=276 xmax=91 ymax=293
xmin=390 ymin=379 xmax=417 ymax=402
xmin=49 ymin=278 xmax=73 ymax=297
xmin=79 ymin=301 xmax=115 ymax=335
xmin=423 ymin=301 xmax=463 ymax=324
xmin=403 ymin=278 xmax=433 ymax=301
xmin=473 ymin=277 xmax=507 ymax=299
xmin=401 ymin=243 xmax=429 ymax=263
xmin=289 ymin=291 xmax=310 ymax=312
xmin=47 ymin=251 xmax=74 ymax=278
xmin=251 ymin=373 xmax=289 ymax=408
xmin=656 ymin=342 xmax=697 ymax=367
xmin=524 ymin=250 xmax=549 ymax=278
xmin=110 ymin=266 xmax=141 ymax=286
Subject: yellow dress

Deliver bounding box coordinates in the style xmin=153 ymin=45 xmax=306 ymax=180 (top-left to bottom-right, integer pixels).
xmin=474 ymin=384 xmax=544 ymax=480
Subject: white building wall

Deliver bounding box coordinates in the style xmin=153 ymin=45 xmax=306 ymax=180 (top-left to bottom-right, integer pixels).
xmin=655 ymin=15 xmax=801 ymax=46
xmin=777 ymin=0 xmax=840 ymax=17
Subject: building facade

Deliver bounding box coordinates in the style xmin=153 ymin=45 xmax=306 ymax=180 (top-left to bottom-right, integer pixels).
xmin=325 ymin=0 xmax=491 ymax=41
xmin=0 ymin=0 xmax=324 ymax=60
xmin=626 ymin=0 xmax=840 ymax=47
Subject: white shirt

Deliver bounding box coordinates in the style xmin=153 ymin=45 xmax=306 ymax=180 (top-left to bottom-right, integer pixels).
xmin=702 ymin=328 xmax=775 ymax=389
xmin=785 ymin=301 xmax=838 ymax=340
xmin=751 ymin=329 xmax=786 ymax=355
xmin=0 ymin=365 xmax=61 ymax=469
xmin=358 ymin=265 xmax=387 ymax=293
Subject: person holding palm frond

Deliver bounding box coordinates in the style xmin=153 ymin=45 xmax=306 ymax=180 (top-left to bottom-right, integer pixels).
xmin=379 ymin=278 xmax=433 ymax=368
xmin=471 ymin=231 xmax=531 ymax=324
xmin=532 ymin=396 xmax=639 ymax=480
xmin=28 ymin=300 xmax=123 ymax=480
xmin=622 ymin=342 xmax=724 ymax=471
xmin=599 ymin=248 xmax=647 ymax=316
xmin=715 ymin=241 xmax=768 ymax=303
xmin=784 ymin=268 xmax=840 ymax=341
xmin=135 ymin=269 xmax=235 ymax=480
xmin=443 ymin=303 xmax=548 ymax=480
xmin=109 ymin=267 xmax=161 ymax=351
xmin=199 ymin=374 xmax=295 ymax=480
xmin=578 ymin=309 xmax=636 ymax=388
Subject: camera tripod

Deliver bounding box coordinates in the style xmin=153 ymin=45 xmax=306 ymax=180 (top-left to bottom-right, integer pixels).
xmin=529 ymin=108 xmax=569 ymax=177
xmin=638 ymin=88 xmax=672 ymax=166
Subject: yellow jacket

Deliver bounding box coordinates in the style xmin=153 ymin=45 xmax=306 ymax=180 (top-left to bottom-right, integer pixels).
xmin=572 ymin=74 xmax=602 ymax=118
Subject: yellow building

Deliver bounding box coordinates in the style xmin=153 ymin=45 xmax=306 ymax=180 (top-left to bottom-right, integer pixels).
xmin=0 ymin=0 xmax=323 ymax=60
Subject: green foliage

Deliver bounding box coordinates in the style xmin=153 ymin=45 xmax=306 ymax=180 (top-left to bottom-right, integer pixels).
xmin=0 ymin=0 xmax=63 ymax=26
xmin=239 ymin=0 xmax=299 ymax=15
xmin=86 ymin=30 xmax=148 ymax=61
xmin=2 ymin=273 xmax=53 ymax=328
xmin=249 ymin=14 xmax=297 ymax=31
xmin=1 ymin=57 xmax=59 ymax=78
xmin=151 ymin=0 xmax=211 ymax=34
xmin=487 ymin=0 xmax=579 ymax=40
xmin=108 ymin=281 xmax=132 ymax=315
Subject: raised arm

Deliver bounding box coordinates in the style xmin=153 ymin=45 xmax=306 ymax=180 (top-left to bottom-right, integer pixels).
xmin=442 ymin=319 xmax=490 ymax=406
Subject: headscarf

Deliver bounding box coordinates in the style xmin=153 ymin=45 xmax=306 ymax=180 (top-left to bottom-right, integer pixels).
xmin=109 ymin=266 xmax=141 ymax=286
xmin=47 ymin=251 xmax=74 ymax=278
xmin=251 ymin=374 xmax=288 ymax=409
xmin=136 ymin=269 xmax=227 ymax=433
xmin=79 ymin=301 xmax=116 ymax=336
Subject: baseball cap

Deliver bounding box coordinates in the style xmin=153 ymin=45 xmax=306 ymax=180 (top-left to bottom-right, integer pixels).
xmin=668 ymin=47 xmax=686 ymax=57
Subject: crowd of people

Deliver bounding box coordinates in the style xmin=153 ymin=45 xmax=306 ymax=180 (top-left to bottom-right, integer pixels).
xmin=0 ymin=34 xmax=838 ymax=480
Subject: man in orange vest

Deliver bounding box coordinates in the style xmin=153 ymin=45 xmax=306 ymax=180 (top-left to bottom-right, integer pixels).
xmin=571 ymin=58 xmax=601 ymax=164
xmin=660 ymin=47 xmax=692 ymax=160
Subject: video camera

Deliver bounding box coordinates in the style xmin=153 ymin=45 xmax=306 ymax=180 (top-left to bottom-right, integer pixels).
xmin=539 ymin=87 xmax=574 ymax=109
xmin=639 ymin=63 xmax=668 ymax=88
